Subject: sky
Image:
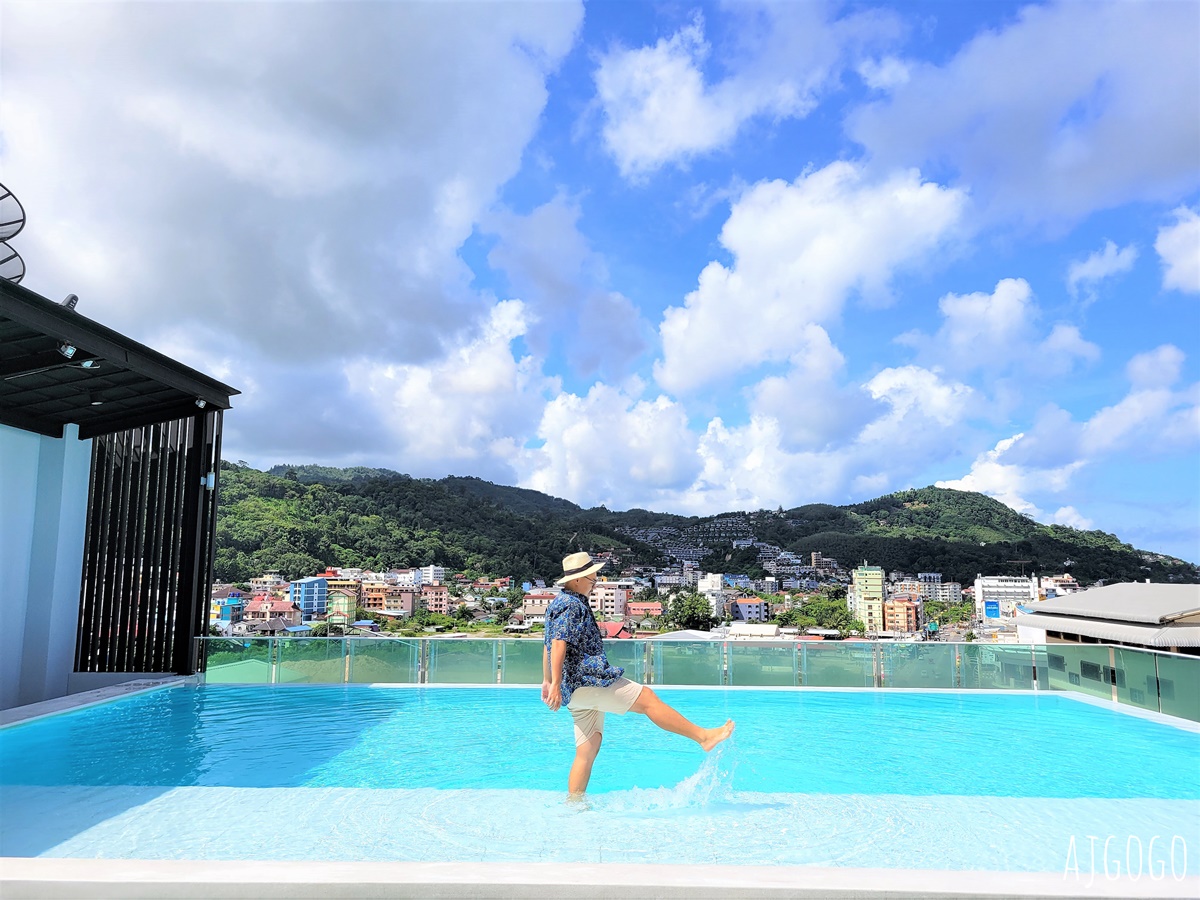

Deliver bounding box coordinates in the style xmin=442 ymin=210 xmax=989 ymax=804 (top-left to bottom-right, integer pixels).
xmin=2 ymin=1 xmax=1198 ymax=561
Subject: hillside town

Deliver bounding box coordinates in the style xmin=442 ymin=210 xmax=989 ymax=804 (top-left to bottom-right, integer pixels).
xmin=210 ymin=535 xmax=1084 ymax=645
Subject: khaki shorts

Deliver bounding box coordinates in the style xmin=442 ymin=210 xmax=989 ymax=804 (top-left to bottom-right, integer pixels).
xmin=566 ymin=677 xmax=644 ymax=746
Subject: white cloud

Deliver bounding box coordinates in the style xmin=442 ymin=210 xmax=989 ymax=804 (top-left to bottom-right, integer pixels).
xmin=347 ymin=301 xmax=556 ymax=479
xmin=1066 ymin=240 xmax=1138 ymax=299
xmin=905 ymin=278 xmax=1099 ymax=377
xmin=519 ymin=363 xmax=978 ymax=515
xmin=749 ymin=325 xmax=881 ymax=450
xmin=0 ymin=2 xmax=582 ymax=468
xmin=936 ymin=434 xmax=1084 ymax=517
xmin=594 ymin=6 xmax=902 ymax=178
xmin=1127 ymin=344 xmax=1185 ymax=390
xmin=1051 ymin=506 xmax=1094 ymax=530
xmin=857 ymin=56 xmax=910 ymax=91
xmin=655 ymin=162 xmax=965 ymax=393
xmin=848 ymin=1 xmax=1200 ymax=225
xmin=521 ymin=382 xmax=702 ymax=508
xmin=1155 ymin=206 xmax=1200 ymax=293
xmin=937 ymin=345 xmax=1199 ymax=520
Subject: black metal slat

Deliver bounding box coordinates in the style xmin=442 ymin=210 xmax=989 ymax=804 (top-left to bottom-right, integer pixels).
xmin=158 ymin=419 xmax=185 ymax=672
xmin=172 ymin=414 xmax=203 ymax=674
xmin=139 ymin=422 xmax=167 ymax=671
xmin=109 ymin=429 xmax=136 ymax=670
xmin=121 ymin=427 xmax=152 ymax=671
xmin=74 ymin=437 xmax=106 ymax=670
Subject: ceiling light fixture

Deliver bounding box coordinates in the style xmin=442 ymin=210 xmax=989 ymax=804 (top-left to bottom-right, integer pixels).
xmin=87 ymin=393 xmax=104 ymax=406
xmin=195 ymin=398 xmax=207 ymax=409
xmin=57 ymin=342 xmax=77 ymax=359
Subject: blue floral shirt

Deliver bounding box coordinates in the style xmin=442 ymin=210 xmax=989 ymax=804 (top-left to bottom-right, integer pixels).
xmin=544 ymin=590 xmax=624 ymax=705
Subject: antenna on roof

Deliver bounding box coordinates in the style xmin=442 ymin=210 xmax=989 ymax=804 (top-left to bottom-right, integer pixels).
xmin=0 ymin=182 xmax=26 ymax=284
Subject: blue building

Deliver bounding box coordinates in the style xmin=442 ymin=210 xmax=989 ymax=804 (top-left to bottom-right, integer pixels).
xmin=289 ymin=577 xmax=328 ymax=622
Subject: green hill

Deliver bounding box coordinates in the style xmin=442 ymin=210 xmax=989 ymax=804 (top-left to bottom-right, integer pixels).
xmin=214 ymin=465 xmax=1198 ymax=586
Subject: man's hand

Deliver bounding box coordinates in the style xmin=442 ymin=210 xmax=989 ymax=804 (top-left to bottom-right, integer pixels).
xmin=544 ymin=683 xmax=562 ymax=712
xmin=541 ymin=680 xmax=551 ymax=703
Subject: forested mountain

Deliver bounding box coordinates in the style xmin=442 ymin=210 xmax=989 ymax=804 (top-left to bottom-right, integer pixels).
xmin=214 ymin=465 xmax=1198 ymax=586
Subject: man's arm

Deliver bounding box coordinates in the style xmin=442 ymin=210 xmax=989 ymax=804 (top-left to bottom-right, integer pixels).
xmin=544 ymin=639 xmax=567 ymax=711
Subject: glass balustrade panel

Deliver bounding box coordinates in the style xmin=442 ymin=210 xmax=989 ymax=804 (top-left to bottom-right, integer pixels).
xmin=500 ymin=640 xmax=545 ymax=684
xmin=276 ymin=638 xmax=347 ymax=683
xmin=880 ymin=642 xmax=956 ymax=689
xmin=1042 ymin=644 xmax=1114 ymax=700
xmin=1112 ymin=647 xmax=1161 ymax=713
xmin=202 ymin=637 xmax=273 ymax=683
xmin=958 ymin=644 xmax=1037 ymax=690
xmin=427 ymin=640 xmax=498 ymax=684
xmin=603 ymin=640 xmax=646 ymax=684
xmin=728 ymin=642 xmax=796 ymax=686
xmin=347 ymin=638 xmax=421 ymax=684
xmin=1155 ymin=653 xmax=1200 ymax=722
xmin=802 ymin=643 xmax=875 ymax=687
xmin=653 ymin=641 xmax=724 ymax=685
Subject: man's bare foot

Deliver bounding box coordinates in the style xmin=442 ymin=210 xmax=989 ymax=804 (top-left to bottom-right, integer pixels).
xmin=699 ymin=719 xmax=735 ymax=752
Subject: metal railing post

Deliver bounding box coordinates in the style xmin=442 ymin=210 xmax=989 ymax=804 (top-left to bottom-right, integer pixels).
xmin=954 ymin=644 xmax=961 ymax=689
xmin=644 ymin=640 xmax=654 ymax=685
xmin=1109 ymin=646 xmax=1119 ymax=704
xmin=270 ymin=638 xmax=278 ymax=684
xmin=344 ymin=639 xmax=352 ymax=684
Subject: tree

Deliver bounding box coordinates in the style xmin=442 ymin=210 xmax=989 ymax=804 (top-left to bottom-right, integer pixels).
xmin=666 ymin=592 xmax=716 ymax=631
xmin=453 ymin=603 xmax=473 ymax=622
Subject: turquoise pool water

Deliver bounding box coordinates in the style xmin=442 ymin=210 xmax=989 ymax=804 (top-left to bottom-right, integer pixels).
xmin=2 ymin=685 xmax=1197 ymax=870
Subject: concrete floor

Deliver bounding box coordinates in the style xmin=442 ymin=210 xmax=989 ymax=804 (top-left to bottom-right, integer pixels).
xmin=3 ymin=859 xmax=1199 ymax=900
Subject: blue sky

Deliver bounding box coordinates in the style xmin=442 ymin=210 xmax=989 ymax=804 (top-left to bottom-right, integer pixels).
xmin=3 ymin=1 xmax=1198 ymax=560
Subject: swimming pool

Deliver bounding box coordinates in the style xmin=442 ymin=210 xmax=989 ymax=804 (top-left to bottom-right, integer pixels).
xmin=2 ymin=685 xmax=1197 ymax=873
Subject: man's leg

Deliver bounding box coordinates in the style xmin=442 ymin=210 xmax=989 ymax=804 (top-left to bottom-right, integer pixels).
xmin=630 ymin=687 xmax=734 ymax=752
xmin=568 ymin=731 xmax=602 ymax=796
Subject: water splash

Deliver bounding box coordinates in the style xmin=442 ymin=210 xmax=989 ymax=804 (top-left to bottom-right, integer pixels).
xmin=597 ymin=739 xmax=740 ymax=816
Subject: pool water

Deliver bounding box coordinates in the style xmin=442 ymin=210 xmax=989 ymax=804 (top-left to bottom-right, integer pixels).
xmin=2 ymin=685 xmax=1197 ymax=871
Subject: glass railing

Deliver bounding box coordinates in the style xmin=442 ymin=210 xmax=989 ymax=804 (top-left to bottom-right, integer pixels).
xmin=198 ymin=637 xmax=1200 ymax=722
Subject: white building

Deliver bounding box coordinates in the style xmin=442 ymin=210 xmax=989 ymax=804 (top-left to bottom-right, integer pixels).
xmin=697 ymin=572 xmax=724 ymax=593
xmin=249 ymin=572 xmax=286 ymax=593
xmin=974 ymin=574 xmax=1037 ymax=622
xmin=393 ymin=568 xmax=423 ymax=588
xmin=1038 ymin=573 xmax=1081 ymax=599
xmin=420 ymin=564 xmax=446 ymax=585
xmin=932 ymin=582 xmax=963 ymax=604
xmin=590 ymin=579 xmax=634 ymax=619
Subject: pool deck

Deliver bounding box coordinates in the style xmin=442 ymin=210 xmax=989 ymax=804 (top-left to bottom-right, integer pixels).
xmin=2 ymin=858 xmax=1199 ymax=899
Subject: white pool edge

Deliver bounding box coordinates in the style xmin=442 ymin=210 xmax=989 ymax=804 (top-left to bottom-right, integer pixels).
xmin=2 ymin=858 xmax=1198 ymax=899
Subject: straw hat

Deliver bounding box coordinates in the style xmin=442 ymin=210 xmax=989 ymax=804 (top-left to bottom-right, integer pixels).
xmin=555 ymin=551 xmax=606 ymax=585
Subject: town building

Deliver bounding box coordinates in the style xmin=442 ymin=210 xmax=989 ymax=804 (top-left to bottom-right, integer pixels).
xmin=289 ymin=576 xmax=328 ymax=622
xmin=518 ymin=590 xmax=558 ymax=625
xmin=249 ymin=572 xmax=286 ymax=593
xmin=626 ymin=601 xmax=664 ymax=623
xmin=1015 ymin=583 xmax=1200 ymax=656
xmin=932 ymin=582 xmax=963 ymax=605
xmin=420 ymin=583 xmax=452 ymax=615
xmin=420 ymin=564 xmax=446 ymax=585
xmin=590 ymin=579 xmax=634 ymax=620
xmin=852 ymin=563 xmax=886 ymax=632
xmin=1038 ymin=573 xmax=1081 ymax=599
xmin=728 ymin=599 xmax=769 ymax=623
xmin=884 ymin=597 xmax=920 ymax=633
xmin=974 ymin=574 xmax=1036 ymax=622
xmin=243 ymin=596 xmax=302 ymax=627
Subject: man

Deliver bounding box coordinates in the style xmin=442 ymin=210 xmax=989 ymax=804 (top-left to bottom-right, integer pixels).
xmin=542 ymin=552 xmax=735 ymax=797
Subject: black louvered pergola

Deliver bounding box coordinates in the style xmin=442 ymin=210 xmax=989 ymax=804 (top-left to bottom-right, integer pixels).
xmin=1 ymin=279 xmax=239 ymax=675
